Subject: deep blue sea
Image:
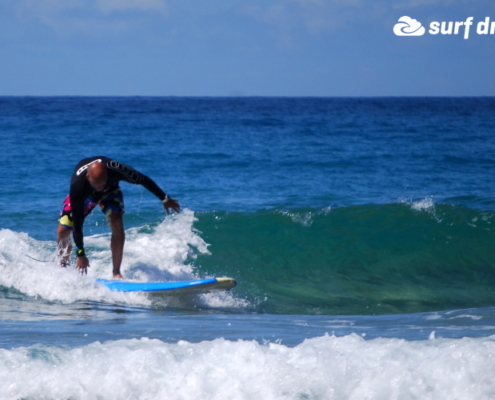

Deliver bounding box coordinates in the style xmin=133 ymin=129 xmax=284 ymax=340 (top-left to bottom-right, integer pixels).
xmin=1 ymin=97 xmax=495 ymax=399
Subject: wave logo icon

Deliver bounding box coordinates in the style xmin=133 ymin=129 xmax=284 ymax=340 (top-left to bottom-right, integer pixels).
xmin=394 ymin=16 xmax=426 ymax=36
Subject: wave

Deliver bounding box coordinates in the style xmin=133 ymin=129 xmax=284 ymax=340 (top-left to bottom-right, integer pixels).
xmin=0 ymin=210 xmax=246 ymax=314
xmin=1 ymin=334 xmax=494 ymax=400
xmin=192 ymin=200 xmax=495 ymax=315
xmin=2 ymin=202 xmax=495 ymax=316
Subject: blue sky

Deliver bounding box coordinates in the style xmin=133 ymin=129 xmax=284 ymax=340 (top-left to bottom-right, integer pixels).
xmin=1 ymin=0 xmax=494 ymax=96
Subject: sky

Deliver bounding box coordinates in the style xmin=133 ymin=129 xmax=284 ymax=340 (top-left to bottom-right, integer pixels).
xmin=1 ymin=0 xmax=494 ymax=96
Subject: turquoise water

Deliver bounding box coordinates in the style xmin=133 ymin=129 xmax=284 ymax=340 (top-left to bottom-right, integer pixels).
xmin=194 ymin=203 xmax=495 ymax=315
xmin=1 ymin=97 xmax=495 ymax=399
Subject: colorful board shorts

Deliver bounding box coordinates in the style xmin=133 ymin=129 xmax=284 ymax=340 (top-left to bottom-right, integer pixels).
xmin=59 ymin=188 xmax=125 ymax=229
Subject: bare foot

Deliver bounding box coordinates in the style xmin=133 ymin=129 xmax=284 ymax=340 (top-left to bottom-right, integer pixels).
xmin=113 ymin=273 xmax=125 ymax=280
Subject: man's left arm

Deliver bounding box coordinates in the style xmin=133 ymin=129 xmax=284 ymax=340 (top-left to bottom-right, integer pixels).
xmin=108 ymin=161 xmax=180 ymax=214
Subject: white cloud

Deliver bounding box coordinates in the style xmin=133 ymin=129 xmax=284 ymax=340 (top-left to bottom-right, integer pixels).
xmin=96 ymin=0 xmax=168 ymax=16
xmin=239 ymin=0 xmax=365 ymax=36
xmin=392 ymin=0 xmax=456 ymax=9
xmin=14 ymin=0 xmax=168 ymax=38
xmin=17 ymin=0 xmax=168 ymax=16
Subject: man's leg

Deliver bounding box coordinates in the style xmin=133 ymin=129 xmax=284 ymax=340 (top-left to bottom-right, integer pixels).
xmin=99 ymin=188 xmax=125 ymax=278
xmin=57 ymin=195 xmax=96 ymax=269
xmin=108 ymin=211 xmax=125 ymax=278
xmin=57 ymin=224 xmax=72 ymax=266
xmin=57 ymin=195 xmax=74 ymax=266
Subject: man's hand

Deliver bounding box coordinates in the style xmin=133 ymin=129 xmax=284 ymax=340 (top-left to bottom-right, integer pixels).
xmin=163 ymin=197 xmax=181 ymax=215
xmin=76 ymin=256 xmax=90 ymax=275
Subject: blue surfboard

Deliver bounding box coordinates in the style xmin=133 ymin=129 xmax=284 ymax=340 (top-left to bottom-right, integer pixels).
xmin=96 ymin=277 xmax=236 ymax=294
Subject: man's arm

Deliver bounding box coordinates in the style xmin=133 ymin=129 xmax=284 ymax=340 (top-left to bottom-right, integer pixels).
xmin=70 ymin=188 xmax=86 ymax=255
xmin=108 ymin=161 xmax=180 ymax=213
xmin=70 ymin=187 xmax=90 ymax=274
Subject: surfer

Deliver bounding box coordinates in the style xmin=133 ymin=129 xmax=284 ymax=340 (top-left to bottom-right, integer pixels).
xmin=57 ymin=156 xmax=180 ymax=278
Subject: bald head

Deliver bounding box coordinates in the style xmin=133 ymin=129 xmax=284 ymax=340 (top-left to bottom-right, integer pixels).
xmin=87 ymin=162 xmax=107 ymax=192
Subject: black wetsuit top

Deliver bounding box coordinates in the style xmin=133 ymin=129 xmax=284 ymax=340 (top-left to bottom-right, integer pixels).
xmin=69 ymin=156 xmax=167 ymax=256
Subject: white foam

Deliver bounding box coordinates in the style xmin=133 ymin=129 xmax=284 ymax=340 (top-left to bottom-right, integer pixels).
xmin=0 ymin=228 xmax=150 ymax=305
xmin=278 ymin=210 xmax=314 ymax=226
xmin=410 ymin=197 xmax=435 ymax=211
xmin=1 ymin=334 xmax=494 ymax=399
xmin=0 ymin=210 xmax=241 ymax=310
xmin=398 ymin=196 xmax=436 ymax=212
xmin=399 ymin=196 xmax=443 ymax=222
xmin=86 ymin=209 xmax=210 ymax=281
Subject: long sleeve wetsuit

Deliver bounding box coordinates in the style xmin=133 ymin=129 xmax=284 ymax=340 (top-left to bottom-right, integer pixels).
xmin=69 ymin=156 xmax=167 ymax=256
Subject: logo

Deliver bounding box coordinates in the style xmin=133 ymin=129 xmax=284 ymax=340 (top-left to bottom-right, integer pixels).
xmin=76 ymin=159 xmax=102 ymax=176
xmin=394 ymin=16 xmax=495 ymax=39
xmin=393 ymin=16 xmax=425 ymax=36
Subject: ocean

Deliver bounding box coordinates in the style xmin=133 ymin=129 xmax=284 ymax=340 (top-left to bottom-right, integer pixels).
xmin=0 ymin=96 xmax=495 ymax=399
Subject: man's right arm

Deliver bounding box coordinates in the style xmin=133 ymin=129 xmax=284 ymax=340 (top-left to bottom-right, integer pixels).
xmin=71 ymin=192 xmax=90 ymax=274
xmin=69 ymin=186 xmax=86 ymax=258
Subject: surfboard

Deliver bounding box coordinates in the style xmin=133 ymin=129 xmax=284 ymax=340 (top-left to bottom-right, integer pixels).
xmin=96 ymin=277 xmax=236 ymax=294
